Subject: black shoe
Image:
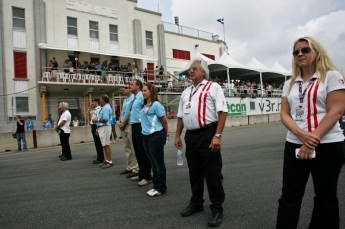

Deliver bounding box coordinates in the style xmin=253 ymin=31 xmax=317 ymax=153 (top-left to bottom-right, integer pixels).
xmin=181 ymin=205 xmax=204 ymax=217
xmin=208 ymin=213 xmax=222 ymax=227
xmin=93 ymin=160 xmax=103 ymax=164
xmin=60 ymin=157 xmax=72 ymax=161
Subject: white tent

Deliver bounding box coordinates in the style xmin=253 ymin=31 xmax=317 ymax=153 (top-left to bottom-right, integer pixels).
xmin=246 ymin=57 xmax=271 ymax=72
xmin=218 ymin=52 xmax=246 ymax=67
xmin=270 ymin=62 xmax=290 ymax=76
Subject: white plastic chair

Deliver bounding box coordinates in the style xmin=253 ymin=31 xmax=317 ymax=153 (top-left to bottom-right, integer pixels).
xmin=77 ymin=73 xmax=84 ymax=83
xmin=42 ymin=72 xmax=51 ymax=82
xmin=57 ymin=72 xmax=64 ymax=82
xmin=118 ymin=76 xmax=124 ymax=84
xmin=89 ymin=74 xmax=96 ymax=83
xmin=71 ymin=74 xmax=78 ymax=83
xmin=63 ymin=73 xmax=71 ymax=82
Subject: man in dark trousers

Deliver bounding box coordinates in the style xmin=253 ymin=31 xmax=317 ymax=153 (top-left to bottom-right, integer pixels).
xmin=122 ymin=79 xmax=152 ymax=186
xmin=88 ymin=98 xmax=104 ymax=164
xmin=14 ymin=115 xmax=27 ymax=152
xmin=174 ymin=58 xmax=228 ymax=227
xmin=55 ymin=102 xmax=72 ymax=161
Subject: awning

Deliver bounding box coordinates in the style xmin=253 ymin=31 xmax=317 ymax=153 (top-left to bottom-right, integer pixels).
xmin=38 ymin=43 xmax=158 ymax=61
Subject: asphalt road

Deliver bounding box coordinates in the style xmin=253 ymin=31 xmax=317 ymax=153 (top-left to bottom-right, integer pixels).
xmin=0 ymin=122 xmax=344 ymax=229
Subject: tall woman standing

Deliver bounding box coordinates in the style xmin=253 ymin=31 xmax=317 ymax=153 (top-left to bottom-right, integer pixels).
xmin=141 ymin=83 xmax=168 ymax=197
xmin=276 ymin=37 xmax=345 ymax=229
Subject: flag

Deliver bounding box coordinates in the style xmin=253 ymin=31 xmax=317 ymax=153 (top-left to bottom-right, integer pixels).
xmin=217 ymin=18 xmax=224 ymax=24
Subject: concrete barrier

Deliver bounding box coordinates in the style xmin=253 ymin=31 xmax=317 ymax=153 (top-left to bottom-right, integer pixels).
xmin=249 ymin=114 xmax=269 ymax=125
xmin=268 ymin=113 xmax=281 ymax=122
xmin=225 ymin=116 xmax=248 ymax=127
xmin=0 ymin=115 xmax=281 ymax=152
xmin=0 ymin=131 xmax=34 ymax=152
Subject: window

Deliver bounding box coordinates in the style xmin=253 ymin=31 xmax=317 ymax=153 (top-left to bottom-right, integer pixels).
xmin=173 ymin=49 xmax=190 ymax=60
xmin=146 ymin=31 xmax=153 ymax=47
xmin=89 ymin=21 xmax=99 ymax=39
xmin=14 ymin=52 xmax=27 ymax=78
xmin=109 ymin=24 xmax=118 ymax=42
xmin=13 ymin=7 xmax=25 ymax=29
xmin=16 ymin=97 xmax=29 ymax=113
xmin=202 ymin=53 xmax=215 ymax=60
xmin=67 ymin=17 xmax=77 ymax=36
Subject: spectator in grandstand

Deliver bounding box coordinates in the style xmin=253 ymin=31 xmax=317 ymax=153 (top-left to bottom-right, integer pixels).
xmin=276 ymin=37 xmax=345 ymax=229
xmin=48 ymin=60 xmax=53 ymax=75
xmin=143 ymin=68 xmax=148 ymax=82
xmin=167 ymin=76 xmax=173 ymax=91
xmin=25 ymin=117 xmax=35 ymax=131
xmin=159 ymin=65 xmax=164 ymax=80
xmin=43 ymin=118 xmax=52 ymax=129
xmin=155 ymin=65 xmax=159 ymax=81
xmin=63 ymin=60 xmax=69 ymax=73
xmin=72 ymin=116 xmax=79 ymax=127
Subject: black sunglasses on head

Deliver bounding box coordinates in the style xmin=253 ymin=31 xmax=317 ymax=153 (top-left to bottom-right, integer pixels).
xmin=292 ymin=46 xmax=312 ymax=57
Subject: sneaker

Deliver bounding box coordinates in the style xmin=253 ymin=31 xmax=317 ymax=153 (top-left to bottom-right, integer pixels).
xmin=99 ymin=162 xmax=106 ymax=167
xmin=146 ymin=189 xmax=155 ymax=195
xmin=147 ymin=189 xmax=162 ymax=197
xmin=137 ymin=179 xmax=152 ymax=186
xmin=101 ymin=162 xmax=113 ymax=169
xmin=131 ymin=176 xmax=140 ymax=181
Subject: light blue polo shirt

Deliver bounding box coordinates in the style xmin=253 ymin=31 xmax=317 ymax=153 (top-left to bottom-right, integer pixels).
xmin=129 ymin=92 xmax=144 ymax=124
xmin=140 ymin=101 xmax=166 ymax=135
xmin=96 ymin=103 xmax=112 ymax=127
xmin=121 ymin=94 xmax=134 ymax=123
xmin=25 ymin=120 xmax=35 ymax=130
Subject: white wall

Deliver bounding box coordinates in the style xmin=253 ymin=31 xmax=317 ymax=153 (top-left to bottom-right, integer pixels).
xmin=165 ymin=32 xmax=223 ymax=74
xmin=3 ymin=0 xmax=38 ymax=117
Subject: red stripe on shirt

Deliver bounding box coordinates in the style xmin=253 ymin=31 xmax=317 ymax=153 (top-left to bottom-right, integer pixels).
xmin=313 ymin=82 xmax=319 ymax=129
xmin=307 ymin=83 xmax=315 ymax=132
xmin=202 ymin=82 xmax=213 ymax=126
xmin=198 ymin=82 xmax=211 ymax=128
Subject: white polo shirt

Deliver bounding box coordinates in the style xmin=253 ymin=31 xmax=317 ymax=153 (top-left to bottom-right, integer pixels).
xmin=282 ymin=70 xmax=345 ymax=144
xmin=58 ymin=110 xmax=71 ymax=134
xmin=177 ymin=79 xmax=228 ymax=130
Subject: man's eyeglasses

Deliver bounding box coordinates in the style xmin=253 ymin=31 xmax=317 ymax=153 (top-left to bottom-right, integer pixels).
xmin=123 ymin=87 xmax=130 ymax=89
xmin=189 ymin=66 xmax=199 ymax=71
xmin=292 ymin=46 xmax=312 ymax=57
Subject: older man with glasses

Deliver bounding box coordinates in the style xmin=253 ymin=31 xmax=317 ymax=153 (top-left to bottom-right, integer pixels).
xmin=118 ymin=83 xmax=139 ymax=178
xmin=175 ymin=58 xmax=228 ymax=227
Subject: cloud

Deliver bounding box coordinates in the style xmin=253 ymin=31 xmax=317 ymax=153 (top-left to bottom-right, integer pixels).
xmin=170 ymin=0 xmax=345 ymax=71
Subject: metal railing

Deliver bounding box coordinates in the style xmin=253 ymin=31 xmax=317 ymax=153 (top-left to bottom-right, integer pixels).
xmin=162 ymin=22 xmax=213 ymax=40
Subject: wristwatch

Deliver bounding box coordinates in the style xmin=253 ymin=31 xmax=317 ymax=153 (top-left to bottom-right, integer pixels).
xmin=214 ymin=134 xmax=222 ymax=139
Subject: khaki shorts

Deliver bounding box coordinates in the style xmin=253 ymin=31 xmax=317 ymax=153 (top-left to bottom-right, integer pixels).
xmin=98 ymin=126 xmax=111 ymax=146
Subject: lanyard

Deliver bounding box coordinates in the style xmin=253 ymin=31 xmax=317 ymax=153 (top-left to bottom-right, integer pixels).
xmin=143 ymin=102 xmax=153 ymax=115
xmin=130 ymin=97 xmax=136 ymax=111
xmin=298 ymin=78 xmax=316 ymax=107
xmin=189 ymin=83 xmax=203 ymax=103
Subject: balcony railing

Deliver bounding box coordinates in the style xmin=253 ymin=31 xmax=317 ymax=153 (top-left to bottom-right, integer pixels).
xmin=162 ymin=22 xmax=213 ymax=40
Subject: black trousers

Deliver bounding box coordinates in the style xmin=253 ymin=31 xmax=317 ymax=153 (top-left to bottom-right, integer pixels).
xmin=59 ymin=133 xmax=72 ymax=159
xmin=277 ymin=141 xmax=344 ymax=229
xmin=185 ymin=124 xmax=225 ymax=214
xmin=91 ymin=124 xmax=104 ymax=161
xmin=131 ymin=123 xmax=152 ymax=181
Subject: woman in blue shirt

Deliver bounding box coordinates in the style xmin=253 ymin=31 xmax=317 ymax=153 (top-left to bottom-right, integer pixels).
xmin=141 ymin=83 xmax=168 ymax=197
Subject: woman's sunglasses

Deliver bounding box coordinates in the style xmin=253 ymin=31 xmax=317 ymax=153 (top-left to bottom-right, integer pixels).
xmin=292 ymin=47 xmax=312 ymax=57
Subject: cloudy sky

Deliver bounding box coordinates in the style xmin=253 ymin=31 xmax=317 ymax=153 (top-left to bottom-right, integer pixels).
xmin=138 ymin=0 xmax=345 ymax=72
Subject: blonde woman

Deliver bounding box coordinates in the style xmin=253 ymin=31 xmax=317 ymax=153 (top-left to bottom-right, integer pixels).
xmin=276 ymin=37 xmax=345 ymax=229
